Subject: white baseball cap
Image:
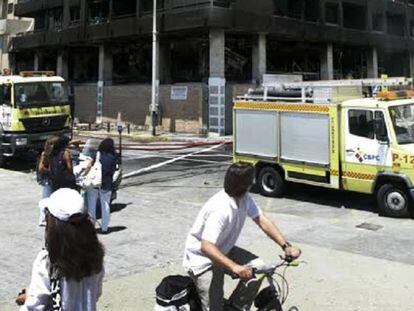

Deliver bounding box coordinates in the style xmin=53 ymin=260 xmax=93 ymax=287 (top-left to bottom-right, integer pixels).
xmin=39 ymin=188 xmax=85 ymax=222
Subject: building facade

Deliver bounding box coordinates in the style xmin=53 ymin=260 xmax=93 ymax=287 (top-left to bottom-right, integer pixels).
xmin=0 ymin=0 xmax=32 ymax=73
xmin=10 ymin=0 xmax=414 ymax=134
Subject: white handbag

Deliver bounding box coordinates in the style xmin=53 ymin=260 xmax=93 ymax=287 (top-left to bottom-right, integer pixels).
xmin=82 ymin=152 xmax=102 ymax=189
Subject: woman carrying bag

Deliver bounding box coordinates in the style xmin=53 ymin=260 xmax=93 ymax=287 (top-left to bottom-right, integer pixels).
xmin=18 ymin=188 xmax=105 ymax=310
xmin=84 ymin=138 xmax=117 ymax=234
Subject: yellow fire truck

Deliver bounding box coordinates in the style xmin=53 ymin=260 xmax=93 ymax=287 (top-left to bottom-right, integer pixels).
xmin=0 ymin=71 xmax=72 ymax=166
xmin=233 ymin=77 xmax=414 ymax=217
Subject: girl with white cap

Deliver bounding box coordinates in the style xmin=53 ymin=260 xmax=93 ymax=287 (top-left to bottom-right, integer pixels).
xmin=18 ymin=188 xmax=105 ymax=310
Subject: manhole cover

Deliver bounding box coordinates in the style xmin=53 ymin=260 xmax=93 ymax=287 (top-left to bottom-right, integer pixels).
xmin=356 ymin=222 xmax=383 ymax=231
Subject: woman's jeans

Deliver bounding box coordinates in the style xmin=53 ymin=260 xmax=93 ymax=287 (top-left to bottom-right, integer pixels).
xmin=39 ymin=184 xmax=52 ymax=225
xmin=87 ymin=188 xmax=112 ymax=232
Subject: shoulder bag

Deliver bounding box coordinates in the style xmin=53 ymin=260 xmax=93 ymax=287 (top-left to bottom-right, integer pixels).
xmin=82 ymin=152 xmax=102 ymax=189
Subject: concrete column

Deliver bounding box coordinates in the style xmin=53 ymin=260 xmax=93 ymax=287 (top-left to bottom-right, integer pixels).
xmin=108 ymin=0 xmax=113 ymax=20
xmin=320 ymin=43 xmax=334 ymax=80
xmin=367 ymin=47 xmax=378 ymax=78
xmin=159 ymin=41 xmax=171 ymax=84
xmin=62 ymin=0 xmax=70 ymax=29
xmin=80 ymin=0 xmax=87 ymax=27
xmin=319 ymin=0 xmax=326 ymax=24
xmin=382 ymin=9 xmax=387 ymax=34
xmin=252 ymin=33 xmax=266 ymax=82
xmin=208 ymin=29 xmax=226 ymax=135
xmin=98 ymin=45 xmax=113 ymax=84
xmin=209 ymin=29 xmax=225 ymax=78
xmin=338 ymin=2 xmax=343 ymax=28
xmin=409 ymin=52 xmax=414 ymax=80
xmin=136 ymin=0 xmax=140 ymax=17
xmin=366 ymin=3 xmax=373 ymax=31
xmin=0 ymin=36 xmax=4 ymax=70
xmin=56 ymin=51 xmax=69 ymax=80
xmin=34 ymin=52 xmax=40 ymax=71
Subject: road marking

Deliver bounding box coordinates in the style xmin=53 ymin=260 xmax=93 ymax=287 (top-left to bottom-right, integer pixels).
xmin=123 ymin=143 xmax=226 ymax=179
xmin=124 ymin=154 xmax=230 ymax=165
xmin=123 ymin=153 xmax=232 ymax=161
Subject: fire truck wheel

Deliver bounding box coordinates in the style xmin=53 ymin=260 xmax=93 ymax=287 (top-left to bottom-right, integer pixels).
xmin=377 ymin=184 xmax=410 ymax=218
xmin=257 ymin=166 xmax=285 ymax=197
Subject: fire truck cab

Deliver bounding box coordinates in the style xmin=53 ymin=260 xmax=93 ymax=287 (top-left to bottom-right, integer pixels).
xmin=0 ymin=71 xmax=72 ymax=166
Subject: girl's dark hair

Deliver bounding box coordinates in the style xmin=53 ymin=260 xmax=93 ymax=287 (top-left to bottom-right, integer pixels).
xmin=224 ymin=162 xmax=255 ymax=197
xmin=45 ymin=212 xmax=105 ymax=281
xmin=51 ymin=135 xmax=70 ymax=156
xmin=98 ymin=138 xmax=116 ymax=155
xmin=42 ymin=136 xmax=59 ymax=167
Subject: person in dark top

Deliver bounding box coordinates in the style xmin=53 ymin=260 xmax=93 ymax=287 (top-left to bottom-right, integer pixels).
xmin=85 ymin=138 xmax=117 ymax=234
xmin=37 ymin=135 xmax=59 ymax=226
xmin=49 ymin=135 xmax=76 ymax=192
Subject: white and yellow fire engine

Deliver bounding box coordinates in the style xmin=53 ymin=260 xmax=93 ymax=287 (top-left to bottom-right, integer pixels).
xmin=233 ymin=77 xmax=414 ymax=217
xmin=0 ymin=71 xmax=71 ymax=166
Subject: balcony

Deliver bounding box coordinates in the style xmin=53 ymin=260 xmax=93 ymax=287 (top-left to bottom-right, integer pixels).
xmin=45 ymin=0 xmax=63 ymax=9
xmin=0 ymin=19 xmax=33 ymax=35
xmin=12 ymin=30 xmax=44 ymax=49
xmin=15 ymin=0 xmax=43 ymax=16
xmin=140 ymin=0 xmax=230 ymax=15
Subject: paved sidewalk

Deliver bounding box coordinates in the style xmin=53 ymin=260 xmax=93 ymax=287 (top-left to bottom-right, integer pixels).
xmin=3 ymin=241 xmax=413 ymax=311
xmin=2 ymin=161 xmax=414 ymax=310
xmin=97 ymin=242 xmax=414 ymax=311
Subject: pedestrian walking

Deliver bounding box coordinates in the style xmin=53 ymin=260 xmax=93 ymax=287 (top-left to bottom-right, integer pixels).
xmin=17 ymin=188 xmax=105 ymax=310
xmin=37 ymin=135 xmax=59 ymax=226
xmin=49 ymin=135 xmax=76 ymax=192
xmin=85 ymin=138 xmax=117 ymax=233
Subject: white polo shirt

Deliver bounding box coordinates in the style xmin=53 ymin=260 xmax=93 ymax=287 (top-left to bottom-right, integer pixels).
xmin=183 ymin=189 xmax=262 ymax=275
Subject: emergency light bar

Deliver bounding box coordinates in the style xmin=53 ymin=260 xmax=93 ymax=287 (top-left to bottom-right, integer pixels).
xmin=19 ymin=71 xmax=55 ymax=77
xmin=376 ymin=90 xmax=414 ymax=101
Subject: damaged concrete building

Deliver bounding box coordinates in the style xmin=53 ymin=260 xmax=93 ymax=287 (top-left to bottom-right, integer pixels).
xmin=0 ymin=0 xmax=32 ymax=72
xmin=10 ymin=0 xmax=414 ymax=134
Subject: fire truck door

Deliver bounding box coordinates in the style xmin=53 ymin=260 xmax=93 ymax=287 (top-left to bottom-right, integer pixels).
xmin=342 ymin=109 xmax=392 ymax=193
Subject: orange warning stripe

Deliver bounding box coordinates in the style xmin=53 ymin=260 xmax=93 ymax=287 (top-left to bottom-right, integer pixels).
xmin=234 ymin=101 xmax=330 ymax=113
xmin=342 ymin=171 xmax=375 ymax=180
xmin=330 ymin=170 xmax=339 ymax=176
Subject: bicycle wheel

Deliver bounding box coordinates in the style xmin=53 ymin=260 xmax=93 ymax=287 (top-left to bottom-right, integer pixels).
xmin=287 ymin=307 xmax=299 ymax=311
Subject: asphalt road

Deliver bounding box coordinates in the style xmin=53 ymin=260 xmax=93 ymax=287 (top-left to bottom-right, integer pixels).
xmin=1 ymin=143 xmax=414 ymax=310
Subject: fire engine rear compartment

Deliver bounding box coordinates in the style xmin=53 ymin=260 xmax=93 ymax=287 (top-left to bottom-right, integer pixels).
xmin=234 ymin=102 xmax=337 ymax=187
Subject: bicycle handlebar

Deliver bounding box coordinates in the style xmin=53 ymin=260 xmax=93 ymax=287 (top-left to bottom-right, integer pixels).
xmin=230 ymin=257 xmax=300 ymax=279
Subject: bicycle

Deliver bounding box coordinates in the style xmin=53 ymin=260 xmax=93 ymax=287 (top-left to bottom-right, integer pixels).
xmin=223 ymin=256 xmax=301 ymax=311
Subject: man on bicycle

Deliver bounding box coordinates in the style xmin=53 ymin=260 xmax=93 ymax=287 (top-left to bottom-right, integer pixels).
xmin=183 ymin=162 xmax=301 ymax=311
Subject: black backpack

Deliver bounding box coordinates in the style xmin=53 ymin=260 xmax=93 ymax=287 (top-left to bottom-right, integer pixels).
xmin=155 ymin=275 xmax=201 ymax=311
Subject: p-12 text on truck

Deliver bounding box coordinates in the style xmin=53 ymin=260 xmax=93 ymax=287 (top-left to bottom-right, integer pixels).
xmin=0 ymin=71 xmax=72 ymax=166
xmin=233 ymin=77 xmax=414 ymax=217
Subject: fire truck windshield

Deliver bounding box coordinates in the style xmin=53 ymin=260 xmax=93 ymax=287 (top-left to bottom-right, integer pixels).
xmin=389 ymin=103 xmax=414 ymax=145
xmin=14 ymin=82 xmax=68 ymax=107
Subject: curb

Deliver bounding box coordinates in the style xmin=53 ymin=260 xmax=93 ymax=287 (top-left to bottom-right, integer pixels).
xmin=72 ymin=130 xmax=233 ymax=144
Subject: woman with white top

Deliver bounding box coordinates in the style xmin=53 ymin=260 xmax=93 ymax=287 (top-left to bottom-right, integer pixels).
xmin=85 ymin=138 xmax=117 ymax=234
xmin=18 ymin=188 xmax=105 ymax=310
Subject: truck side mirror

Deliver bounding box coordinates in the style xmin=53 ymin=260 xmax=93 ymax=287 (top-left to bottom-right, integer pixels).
xmin=374 ymin=114 xmax=389 ymax=143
